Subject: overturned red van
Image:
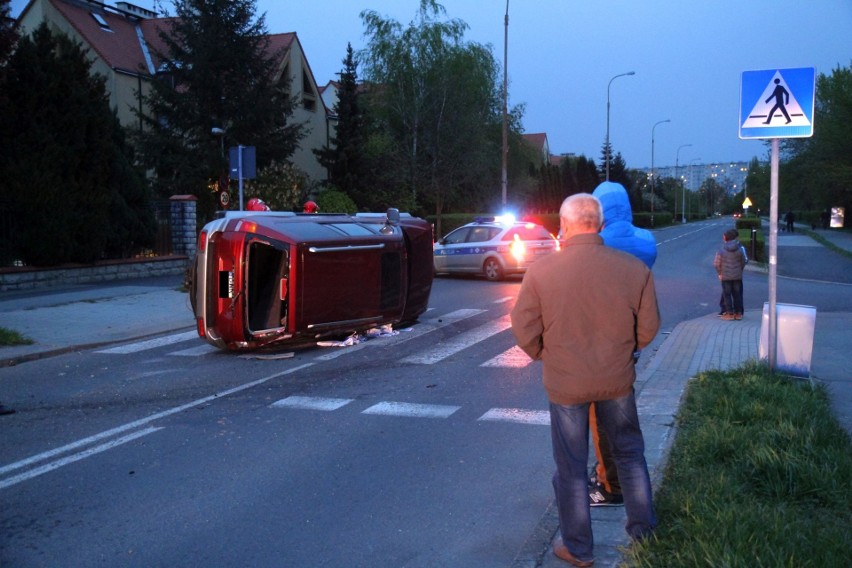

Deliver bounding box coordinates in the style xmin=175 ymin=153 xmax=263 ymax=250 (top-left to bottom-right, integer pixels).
xmin=190 ymin=208 xmax=433 ymax=351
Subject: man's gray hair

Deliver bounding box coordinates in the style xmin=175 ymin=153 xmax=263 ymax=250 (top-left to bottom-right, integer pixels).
xmin=560 ymin=193 xmax=603 ymax=230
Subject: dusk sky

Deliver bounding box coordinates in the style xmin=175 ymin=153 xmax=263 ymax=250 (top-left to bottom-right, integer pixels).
xmin=10 ymin=0 xmax=852 ymax=168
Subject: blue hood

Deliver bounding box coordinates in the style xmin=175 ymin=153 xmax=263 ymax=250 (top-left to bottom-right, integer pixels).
xmin=592 ymin=181 xmax=657 ymax=268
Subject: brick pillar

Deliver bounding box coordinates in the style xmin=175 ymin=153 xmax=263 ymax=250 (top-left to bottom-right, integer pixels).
xmin=169 ymin=195 xmax=198 ymax=258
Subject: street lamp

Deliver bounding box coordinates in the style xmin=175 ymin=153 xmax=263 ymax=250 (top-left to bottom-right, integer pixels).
xmin=650 ymin=119 xmax=670 ymax=225
xmin=501 ymin=0 xmax=509 ymax=207
xmin=675 ymin=143 xmax=692 ymax=223
xmin=605 ymin=71 xmax=635 ymax=181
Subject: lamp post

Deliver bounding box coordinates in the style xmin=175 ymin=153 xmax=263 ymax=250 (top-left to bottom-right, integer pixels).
xmin=501 ymin=0 xmax=509 ymax=207
xmin=650 ymin=119 xmax=670 ymax=225
xmin=605 ymin=71 xmax=635 ymax=181
xmin=675 ymin=143 xmax=692 ymax=223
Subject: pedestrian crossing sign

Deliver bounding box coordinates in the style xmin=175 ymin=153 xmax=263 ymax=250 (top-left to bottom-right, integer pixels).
xmin=739 ymin=67 xmax=815 ymax=139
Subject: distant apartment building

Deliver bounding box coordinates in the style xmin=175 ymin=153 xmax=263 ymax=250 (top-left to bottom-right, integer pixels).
xmin=642 ymin=161 xmax=753 ymax=194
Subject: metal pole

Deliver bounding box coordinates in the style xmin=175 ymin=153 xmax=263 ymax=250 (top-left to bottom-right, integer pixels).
xmin=238 ymin=144 xmax=245 ymax=211
xmin=650 ymin=119 xmax=670 ymax=225
xmin=501 ymin=0 xmax=509 ymax=207
xmin=768 ymin=138 xmax=780 ymax=370
xmin=605 ymin=71 xmax=635 ymax=181
xmin=675 ymin=144 xmax=691 ymax=223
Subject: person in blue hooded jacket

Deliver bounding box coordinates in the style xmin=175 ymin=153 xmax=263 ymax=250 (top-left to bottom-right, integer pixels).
xmin=592 ymin=181 xmax=657 ymax=269
xmin=584 ymin=181 xmax=657 ymax=507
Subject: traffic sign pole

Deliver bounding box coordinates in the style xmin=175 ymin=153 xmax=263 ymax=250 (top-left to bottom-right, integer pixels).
xmin=768 ymin=138 xmax=779 ymax=369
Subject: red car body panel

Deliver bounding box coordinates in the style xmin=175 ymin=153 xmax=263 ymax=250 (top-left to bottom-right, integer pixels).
xmin=191 ymin=209 xmax=433 ymax=351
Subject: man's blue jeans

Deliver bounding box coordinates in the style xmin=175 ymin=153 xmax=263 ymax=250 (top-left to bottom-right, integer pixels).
xmin=549 ymin=390 xmax=656 ymax=561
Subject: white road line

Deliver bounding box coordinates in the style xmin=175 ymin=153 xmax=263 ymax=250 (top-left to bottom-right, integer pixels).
xmin=362 ymin=401 xmax=460 ymax=419
xmin=494 ymin=296 xmax=515 ymax=304
xmin=481 ymin=345 xmax=533 ymax=368
xmin=271 ymin=396 xmax=353 ymax=411
xmin=400 ymin=315 xmax=511 ymax=365
xmin=478 ymin=408 xmax=550 ymax=426
xmin=0 ymin=364 xmax=314 ymax=478
xmin=0 ymin=427 xmax=163 ymax=490
xmin=96 ymin=330 xmax=199 ymax=354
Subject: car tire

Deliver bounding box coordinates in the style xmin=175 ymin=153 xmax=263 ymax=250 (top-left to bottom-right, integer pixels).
xmin=483 ymin=257 xmax=504 ymax=281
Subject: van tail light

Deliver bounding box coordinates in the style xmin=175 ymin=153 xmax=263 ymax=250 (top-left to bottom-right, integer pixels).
xmin=196 ymin=317 xmax=206 ymax=338
xmin=199 ymin=231 xmax=207 ymax=251
xmin=510 ymin=234 xmax=525 ymax=261
xmin=280 ymin=278 xmax=288 ymax=301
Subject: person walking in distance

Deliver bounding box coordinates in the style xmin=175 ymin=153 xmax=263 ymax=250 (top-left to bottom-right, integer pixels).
xmin=587 ymin=181 xmax=657 ymax=507
xmin=785 ymin=209 xmax=796 ymax=233
xmin=764 ymin=78 xmax=791 ymax=124
xmin=714 ymin=228 xmax=747 ymax=321
xmin=512 ymin=193 xmax=660 ymax=566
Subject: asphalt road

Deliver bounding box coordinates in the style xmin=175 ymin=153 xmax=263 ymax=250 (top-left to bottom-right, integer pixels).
xmin=1 ymin=219 xmax=850 ymax=567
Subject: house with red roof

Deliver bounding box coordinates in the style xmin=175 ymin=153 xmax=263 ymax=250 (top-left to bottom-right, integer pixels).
xmin=15 ymin=0 xmax=329 ymax=182
xmin=522 ymin=132 xmax=550 ymax=166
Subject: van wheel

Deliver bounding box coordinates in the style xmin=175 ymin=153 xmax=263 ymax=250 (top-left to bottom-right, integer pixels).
xmin=483 ymin=258 xmax=503 ymax=281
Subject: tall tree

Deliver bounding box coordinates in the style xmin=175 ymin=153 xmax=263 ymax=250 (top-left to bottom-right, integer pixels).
xmin=781 ymin=63 xmax=852 ymax=214
xmin=574 ymin=155 xmax=601 ymax=194
xmin=0 ymin=24 xmax=153 ymax=265
xmin=314 ymin=43 xmax=367 ymax=205
xmin=136 ymin=0 xmax=302 ymax=223
xmin=0 ymin=0 xmax=17 ymax=66
xmin=359 ymin=0 xmax=506 ymax=221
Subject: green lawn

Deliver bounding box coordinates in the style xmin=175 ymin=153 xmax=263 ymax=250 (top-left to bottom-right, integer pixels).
xmin=626 ymin=361 xmax=851 ymax=567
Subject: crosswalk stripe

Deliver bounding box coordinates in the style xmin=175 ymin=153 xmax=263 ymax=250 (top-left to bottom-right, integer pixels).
xmin=481 ymin=345 xmax=532 ymax=368
xmin=478 ymin=408 xmax=550 ymax=426
xmin=271 ymin=396 xmax=353 ymax=411
xmin=400 ymin=315 xmax=511 ymax=365
xmin=362 ymin=401 xmax=461 ymax=419
xmin=96 ymin=330 xmax=198 ymax=354
xmin=266 ymin=396 xmax=549 ymax=426
xmin=170 ymin=344 xmax=220 ymax=357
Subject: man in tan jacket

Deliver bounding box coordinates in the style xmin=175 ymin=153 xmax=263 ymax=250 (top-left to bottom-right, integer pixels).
xmin=511 ymin=193 xmax=660 ymax=567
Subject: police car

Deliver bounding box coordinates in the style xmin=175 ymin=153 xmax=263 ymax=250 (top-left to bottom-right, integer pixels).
xmin=433 ymin=215 xmax=559 ymax=281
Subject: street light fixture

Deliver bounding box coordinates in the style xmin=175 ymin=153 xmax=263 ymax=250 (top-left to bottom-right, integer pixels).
xmin=675 ymin=143 xmax=692 ymax=223
xmin=605 ymin=71 xmax=635 ymax=181
xmin=650 ymin=119 xmax=670 ymax=225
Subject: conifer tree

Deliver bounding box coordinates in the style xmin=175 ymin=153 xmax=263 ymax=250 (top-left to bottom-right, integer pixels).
xmin=314 ymin=43 xmax=367 ymax=205
xmin=136 ymin=0 xmax=302 ymax=222
xmin=0 ymin=24 xmax=153 ymax=265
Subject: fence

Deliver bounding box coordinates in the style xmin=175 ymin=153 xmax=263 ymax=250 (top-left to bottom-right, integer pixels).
xmin=0 ymin=196 xmax=198 ymax=291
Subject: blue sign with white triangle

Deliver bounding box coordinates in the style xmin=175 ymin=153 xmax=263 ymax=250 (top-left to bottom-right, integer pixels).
xmin=739 ymin=67 xmax=815 ymax=139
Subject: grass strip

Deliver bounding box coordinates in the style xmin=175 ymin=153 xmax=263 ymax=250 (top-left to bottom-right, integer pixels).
xmin=626 ymin=361 xmax=851 ymax=567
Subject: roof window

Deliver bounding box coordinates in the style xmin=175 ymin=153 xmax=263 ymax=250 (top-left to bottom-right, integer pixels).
xmin=91 ymin=12 xmax=112 ymax=31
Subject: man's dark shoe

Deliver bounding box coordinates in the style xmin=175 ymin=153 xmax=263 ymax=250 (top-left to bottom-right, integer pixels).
xmin=552 ymin=536 xmax=594 ymax=567
xmin=589 ymin=482 xmax=624 ymax=507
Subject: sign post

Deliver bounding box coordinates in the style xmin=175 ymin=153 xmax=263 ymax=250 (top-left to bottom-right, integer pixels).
xmin=229 ymin=145 xmax=257 ymax=211
xmin=739 ymin=67 xmax=815 ymax=371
